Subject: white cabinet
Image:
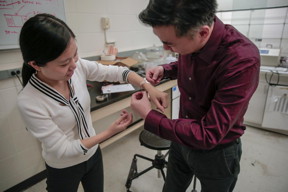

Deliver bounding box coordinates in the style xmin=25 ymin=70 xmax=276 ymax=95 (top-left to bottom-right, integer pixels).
xmin=244 ymin=77 xmax=269 ymax=125
xmin=262 ymin=85 xmax=288 ymax=134
xmin=245 ymin=70 xmax=288 ymax=135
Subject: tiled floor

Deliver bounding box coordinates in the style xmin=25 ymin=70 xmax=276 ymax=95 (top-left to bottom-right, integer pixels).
xmin=24 ymin=126 xmax=288 ymax=192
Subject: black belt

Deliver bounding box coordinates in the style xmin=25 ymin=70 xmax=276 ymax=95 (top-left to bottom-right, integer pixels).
xmin=213 ymin=138 xmax=240 ymax=150
xmin=194 ymin=138 xmax=240 ymax=152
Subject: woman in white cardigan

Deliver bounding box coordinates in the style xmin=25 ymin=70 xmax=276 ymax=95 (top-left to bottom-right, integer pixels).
xmin=17 ymin=13 xmax=167 ymax=192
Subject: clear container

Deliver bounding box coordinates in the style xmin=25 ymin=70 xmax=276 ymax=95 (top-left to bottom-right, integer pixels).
xmin=145 ymin=45 xmax=164 ymax=60
xmin=103 ymin=42 xmax=118 ymax=56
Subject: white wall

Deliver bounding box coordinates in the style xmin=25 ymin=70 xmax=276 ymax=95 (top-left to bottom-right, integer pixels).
xmin=217 ymin=0 xmax=288 ymax=57
xmin=0 ymin=0 xmax=287 ymax=191
xmin=64 ymin=0 xmax=161 ymax=58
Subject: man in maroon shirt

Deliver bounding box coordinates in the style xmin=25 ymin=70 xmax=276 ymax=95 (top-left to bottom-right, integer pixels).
xmin=131 ymin=0 xmax=260 ymax=191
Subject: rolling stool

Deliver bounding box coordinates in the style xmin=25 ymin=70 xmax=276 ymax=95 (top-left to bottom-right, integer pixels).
xmin=125 ymin=129 xmax=171 ymax=192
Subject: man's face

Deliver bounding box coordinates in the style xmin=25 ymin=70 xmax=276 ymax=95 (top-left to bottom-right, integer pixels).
xmin=153 ymin=25 xmax=204 ymax=55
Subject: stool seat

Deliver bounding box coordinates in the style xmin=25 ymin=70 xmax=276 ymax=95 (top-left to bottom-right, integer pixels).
xmin=139 ymin=130 xmax=171 ymax=150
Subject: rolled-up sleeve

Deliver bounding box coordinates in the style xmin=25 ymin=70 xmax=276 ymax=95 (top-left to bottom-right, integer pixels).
xmin=80 ymin=58 xmax=130 ymax=83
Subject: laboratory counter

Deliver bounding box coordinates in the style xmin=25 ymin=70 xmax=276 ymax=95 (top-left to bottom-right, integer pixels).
xmin=87 ymin=77 xmax=177 ymax=148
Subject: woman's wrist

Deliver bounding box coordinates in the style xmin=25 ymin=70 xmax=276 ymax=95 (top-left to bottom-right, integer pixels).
xmin=140 ymin=78 xmax=150 ymax=89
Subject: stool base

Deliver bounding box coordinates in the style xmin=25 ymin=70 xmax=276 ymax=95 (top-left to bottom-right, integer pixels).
xmin=125 ymin=151 xmax=168 ymax=192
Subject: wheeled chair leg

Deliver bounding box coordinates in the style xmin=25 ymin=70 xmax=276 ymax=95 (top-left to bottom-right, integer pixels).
xmin=159 ymin=168 xmax=166 ymax=180
xmin=125 ymin=154 xmax=155 ymax=191
xmin=125 ymin=130 xmax=171 ymax=192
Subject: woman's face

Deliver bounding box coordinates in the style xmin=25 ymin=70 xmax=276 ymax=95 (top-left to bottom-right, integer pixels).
xmin=36 ymin=38 xmax=78 ymax=84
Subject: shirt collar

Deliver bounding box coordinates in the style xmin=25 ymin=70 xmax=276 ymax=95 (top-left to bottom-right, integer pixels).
xmin=196 ymin=16 xmax=225 ymax=64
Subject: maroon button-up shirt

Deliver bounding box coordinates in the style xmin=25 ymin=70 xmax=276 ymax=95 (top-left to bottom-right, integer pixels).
xmin=144 ymin=17 xmax=260 ymax=150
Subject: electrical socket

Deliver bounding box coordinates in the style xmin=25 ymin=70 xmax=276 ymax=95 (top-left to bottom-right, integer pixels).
xmin=0 ymin=68 xmax=22 ymax=80
xmin=10 ymin=69 xmax=21 ymax=76
xmin=101 ymin=17 xmax=110 ymax=30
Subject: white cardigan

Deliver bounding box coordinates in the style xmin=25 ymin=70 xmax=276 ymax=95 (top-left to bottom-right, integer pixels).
xmin=17 ymin=58 xmax=129 ymax=168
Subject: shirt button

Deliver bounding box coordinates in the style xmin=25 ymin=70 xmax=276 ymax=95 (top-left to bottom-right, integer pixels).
xmin=185 ymin=115 xmax=188 ymax=118
xmin=189 ymin=77 xmax=192 ymax=80
xmin=189 ymin=97 xmax=192 ymax=100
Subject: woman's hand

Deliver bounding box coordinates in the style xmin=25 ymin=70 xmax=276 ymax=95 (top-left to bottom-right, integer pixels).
xmin=147 ymin=88 xmax=168 ymax=113
xmin=81 ymin=110 xmax=132 ymax=149
xmin=108 ymin=110 xmax=133 ymax=135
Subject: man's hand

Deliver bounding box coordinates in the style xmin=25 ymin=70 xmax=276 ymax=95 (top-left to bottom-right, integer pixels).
xmin=130 ymin=91 xmax=152 ymax=119
xmin=146 ymin=66 xmax=164 ymax=85
xmin=144 ymin=66 xmax=167 ymax=112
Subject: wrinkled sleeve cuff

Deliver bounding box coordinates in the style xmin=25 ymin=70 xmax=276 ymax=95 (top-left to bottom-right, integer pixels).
xmin=144 ymin=110 xmax=166 ymax=135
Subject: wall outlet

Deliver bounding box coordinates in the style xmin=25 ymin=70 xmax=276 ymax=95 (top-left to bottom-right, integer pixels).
xmin=0 ymin=68 xmax=22 ymax=80
xmin=101 ymin=17 xmax=110 ymax=30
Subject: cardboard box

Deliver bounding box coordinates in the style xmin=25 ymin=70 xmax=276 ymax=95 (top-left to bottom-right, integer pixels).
xmin=98 ymin=57 xmax=138 ymax=67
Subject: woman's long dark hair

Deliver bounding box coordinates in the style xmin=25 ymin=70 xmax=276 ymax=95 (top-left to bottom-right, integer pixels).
xmin=19 ymin=13 xmax=75 ymax=87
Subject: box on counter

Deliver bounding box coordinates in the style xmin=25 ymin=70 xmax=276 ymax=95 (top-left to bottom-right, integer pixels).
xmin=97 ymin=57 xmax=138 ymax=68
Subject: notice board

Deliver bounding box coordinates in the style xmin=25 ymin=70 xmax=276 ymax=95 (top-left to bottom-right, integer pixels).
xmin=0 ymin=0 xmax=66 ymax=50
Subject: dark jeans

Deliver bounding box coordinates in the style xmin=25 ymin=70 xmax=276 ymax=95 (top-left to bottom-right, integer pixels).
xmin=46 ymin=148 xmax=103 ymax=192
xmin=163 ymin=139 xmax=242 ymax=192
